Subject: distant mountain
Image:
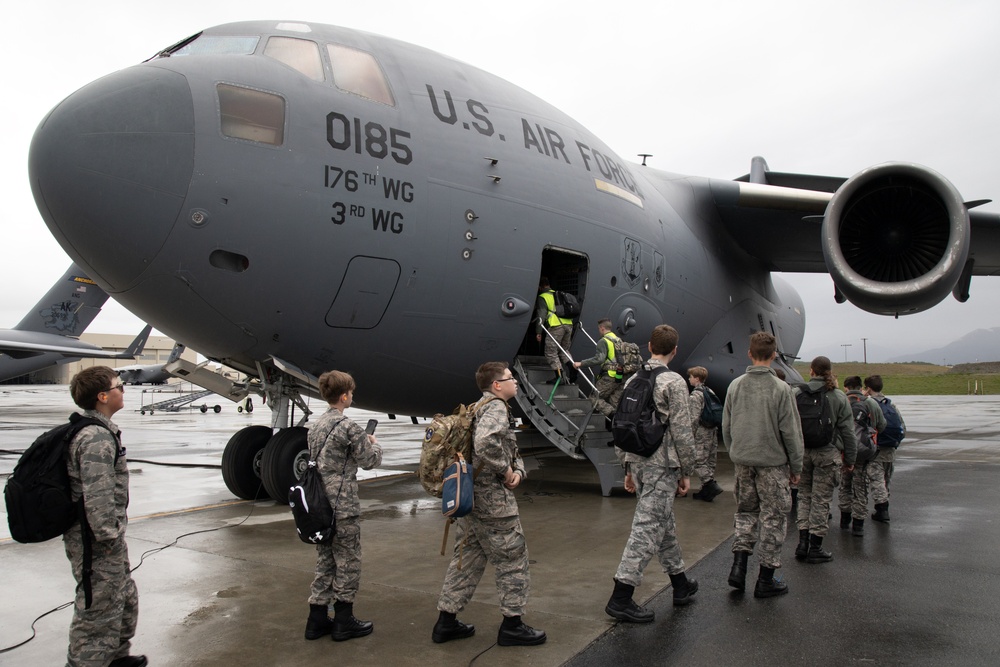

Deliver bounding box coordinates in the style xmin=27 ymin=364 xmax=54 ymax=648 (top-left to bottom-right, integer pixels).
xmin=886 ymin=327 xmax=1000 ymax=364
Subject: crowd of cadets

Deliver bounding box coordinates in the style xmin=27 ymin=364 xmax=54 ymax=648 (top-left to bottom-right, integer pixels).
xmin=59 ymin=327 xmax=902 ymax=660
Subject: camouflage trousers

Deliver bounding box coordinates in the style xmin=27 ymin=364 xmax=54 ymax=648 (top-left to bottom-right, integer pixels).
xmin=543 ymin=324 xmax=573 ymax=371
xmin=867 ymin=447 xmax=895 ymax=505
xmin=838 ymin=462 xmax=870 ymax=520
xmin=590 ymin=373 xmax=623 ymax=417
xmin=438 ymin=514 xmax=530 ymax=617
xmin=63 ymin=527 xmax=139 ymax=667
xmin=693 ymin=429 xmax=718 ymax=482
xmin=309 ymin=516 xmax=362 ymax=606
xmin=732 ymin=464 xmax=791 ymax=569
xmin=615 ymin=462 xmax=685 ymax=586
xmin=797 ymin=446 xmax=840 ymax=537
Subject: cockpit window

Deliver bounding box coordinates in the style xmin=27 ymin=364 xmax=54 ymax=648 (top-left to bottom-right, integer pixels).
xmin=217 ymin=84 xmax=285 ymax=146
xmin=172 ymin=35 xmax=260 ymax=57
xmin=326 ymin=44 xmax=395 ymax=106
xmin=263 ymin=37 xmax=324 ymax=82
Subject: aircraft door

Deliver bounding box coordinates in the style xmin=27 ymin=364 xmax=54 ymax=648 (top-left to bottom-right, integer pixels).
xmin=325 ymin=256 xmax=401 ymax=329
xmin=518 ymin=248 xmax=588 ymax=356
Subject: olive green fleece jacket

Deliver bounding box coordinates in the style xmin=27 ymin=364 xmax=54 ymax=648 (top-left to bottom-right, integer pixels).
xmin=792 ymin=378 xmax=858 ymax=466
xmin=722 ymin=365 xmax=804 ymax=474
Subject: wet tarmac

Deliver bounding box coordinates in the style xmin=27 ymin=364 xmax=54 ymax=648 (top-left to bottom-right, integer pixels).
xmin=1 ymin=388 xmax=999 ymax=665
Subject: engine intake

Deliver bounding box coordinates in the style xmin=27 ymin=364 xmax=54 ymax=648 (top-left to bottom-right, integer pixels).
xmin=821 ymin=162 xmax=970 ymax=316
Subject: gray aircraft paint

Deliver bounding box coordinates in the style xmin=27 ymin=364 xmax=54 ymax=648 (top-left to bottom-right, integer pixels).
xmin=23 ymin=21 xmax=1000 ymax=495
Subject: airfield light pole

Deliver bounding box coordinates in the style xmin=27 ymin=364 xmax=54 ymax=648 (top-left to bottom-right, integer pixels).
xmin=841 ymin=343 xmax=852 ymax=363
xmin=861 ymin=338 xmax=868 ymax=363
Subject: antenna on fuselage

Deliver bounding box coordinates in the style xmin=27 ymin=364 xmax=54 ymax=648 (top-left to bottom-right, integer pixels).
xmin=638 ymin=153 xmax=652 ymax=166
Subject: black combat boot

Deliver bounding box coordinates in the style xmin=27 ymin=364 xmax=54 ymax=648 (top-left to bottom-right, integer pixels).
xmin=852 ymin=518 xmax=865 ymax=537
xmin=872 ymin=502 xmax=890 ymax=523
xmin=109 ymin=658 xmax=148 ymax=667
xmin=753 ymin=566 xmax=788 ymax=598
xmin=497 ymin=615 xmax=547 ymax=646
xmin=330 ymin=601 xmax=373 ymax=641
xmin=545 ymin=370 xmax=562 ymax=384
xmin=694 ymin=479 xmax=723 ymax=502
xmin=432 ymin=610 xmax=475 ymax=643
xmin=840 ymin=511 xmax=852 ymax=530
xmin=728 ymin=551 xmax=750 ymax=591
xmin=669 ymin=571 xmax=699 ymax=606
xmin=564 ymin=362 xmax=578 ymax=385
xmin=805 ymin=534 xmax=833 ymax=564
xmin=794 ymin=529 xmax=809 ymax=561
xmin=605 ymin=579 xmax=654 ymax=623
xmin=304 ymin=603 xmax=333 ymax=640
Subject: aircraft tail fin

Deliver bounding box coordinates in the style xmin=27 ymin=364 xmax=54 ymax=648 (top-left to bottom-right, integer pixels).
xmin=166 ymin=341 xmax=186 ymax=364
xmin=118 ymin=324 xmax=153 ymax=359
xmin=13 ymin=264 xmax=110 ymax=335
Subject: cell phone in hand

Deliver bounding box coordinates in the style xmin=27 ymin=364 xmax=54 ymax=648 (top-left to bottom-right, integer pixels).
xmin=365 ymin=419 xmax=378 ymax=435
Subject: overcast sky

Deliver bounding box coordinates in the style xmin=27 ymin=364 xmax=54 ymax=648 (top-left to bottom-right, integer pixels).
xmin=3 ymin=0 xmax=999 ymax=363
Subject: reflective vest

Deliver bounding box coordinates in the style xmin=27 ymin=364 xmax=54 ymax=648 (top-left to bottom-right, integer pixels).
xmin=601 ymin=333 xmax=619 ymax=376
xmin=541 ymin=291 xmax=573 ymax=327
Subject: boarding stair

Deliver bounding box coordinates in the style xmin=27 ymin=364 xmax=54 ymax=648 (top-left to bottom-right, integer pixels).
xmin=511 ymin=326 xmax=626 ymax=496
xmin=138 ymin=389 xmax=219 ymax=415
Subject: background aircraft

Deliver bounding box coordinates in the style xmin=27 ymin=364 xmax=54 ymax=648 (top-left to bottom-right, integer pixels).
xmin=25 ymin=21 xmax=1000 ymax=496
xmin=0 ymin=264 xmax=151 ymax=382
xmin=117 ymin=341 xmax=186 ymax=385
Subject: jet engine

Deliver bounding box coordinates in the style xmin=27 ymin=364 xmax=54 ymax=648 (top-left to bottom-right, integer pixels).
xmin=821 ymin=162 xmax=970 ymax=316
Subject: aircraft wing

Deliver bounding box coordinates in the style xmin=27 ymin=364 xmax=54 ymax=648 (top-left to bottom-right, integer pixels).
xmin=690 ymin=158 xmax=1000 ymax=315
xmin=710 ymin=178 xmax=1000 ymax=276
xmin=0 ymin=324 xmax=152 ymax=360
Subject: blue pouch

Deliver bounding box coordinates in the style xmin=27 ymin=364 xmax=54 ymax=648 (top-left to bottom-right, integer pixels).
xmin=441 ymin=454 xmax=473 ymax=518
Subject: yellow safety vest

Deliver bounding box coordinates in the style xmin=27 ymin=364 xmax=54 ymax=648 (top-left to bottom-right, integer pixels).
xmin=602 ymin=333 xmax=619 ymax=377
xmin=541 ymin=291 xmax=573 ymax=327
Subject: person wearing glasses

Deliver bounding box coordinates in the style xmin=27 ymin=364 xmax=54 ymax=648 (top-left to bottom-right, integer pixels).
xmin=65 ymin=366 xmax=147 ymax=667
xmin=433 ymin=361 xmax=546 ymax=647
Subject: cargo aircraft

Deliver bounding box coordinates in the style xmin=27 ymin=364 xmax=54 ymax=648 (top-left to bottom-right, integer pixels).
xmin=0 ymin=264 xmax=151 ymax=382
xmin=27 ymin=21 xmax=1000 ymax=497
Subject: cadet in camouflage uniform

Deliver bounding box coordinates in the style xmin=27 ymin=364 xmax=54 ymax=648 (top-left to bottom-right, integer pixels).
xmin=535 ymin=277 xmax=575 ymax=384
xmin=792 ymin=356 xmax=857 ymax=565
xmin=723 ymin=333 xmax=803 ymax=598
xmin=573 ymin=318 xmax=624 ymax=417
xmin=305 ymin=370 xmax=383 ymax=642
xmin=864 ymin=375 xmax=902 ymax=523
xmin=838 ymin=376 xmax=885 ymax=537
xmin=687 ymin=366 xmax=723 ymax=501
xmin=64 ymin=366 xmax=146 ymax=667
xmin=605 ymin=325 xmax=699 ymax=623
xmin=434 ymin=362 xmax=546 ymax=647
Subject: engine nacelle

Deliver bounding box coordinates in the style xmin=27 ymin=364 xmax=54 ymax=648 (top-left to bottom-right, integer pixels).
xmin=822 ymin=162 xmax=970 ymax=316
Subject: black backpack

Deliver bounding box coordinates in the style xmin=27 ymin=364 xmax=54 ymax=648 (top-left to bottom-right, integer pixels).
xmin=795 ymin=384 xmax=834 ymax=449
xmin=553 ymin=291 xmax=581 ymax=319
xmin=847 ymin=392 xmax=879 ymax=464
xmin=612 ymin=365 xmax=669 ymax=457
xmin=875 ymin=396 xmax=905 ymax=448
xmin=289 ymin=420 xmax=345 ymax=545
xmin=696 ymin=385 xmax=723 ymax=428
xmin=4 ymin=413 xmax=114 ymax=544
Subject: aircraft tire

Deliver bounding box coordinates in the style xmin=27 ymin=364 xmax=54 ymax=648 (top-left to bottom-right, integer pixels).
xmin=200 ymin=405 xmax=208 ymax=413
xmin=222 ymin=426 xmax=274 ymax=500
xmin=214 ymin=405 xmax=222 ymax=413
xmin=260 ymin=427 xmax=310 ymax=504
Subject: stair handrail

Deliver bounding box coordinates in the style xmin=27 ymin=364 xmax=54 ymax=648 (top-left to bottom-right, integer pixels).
xmin=535 ymin=318 xmax=597 ymax=394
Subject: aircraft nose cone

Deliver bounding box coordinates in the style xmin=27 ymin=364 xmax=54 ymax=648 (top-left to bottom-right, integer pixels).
xmin=29 ymin=65 xmax=194 ymax=291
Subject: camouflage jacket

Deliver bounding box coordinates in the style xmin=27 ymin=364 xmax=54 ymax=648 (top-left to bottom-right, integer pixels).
xmin=618 ymin=359 xmax=697 ymax=477
xmin=309 ymin=408 xmax=382 ymax=519
xmin=66 ymin=410 xmax=127 ymax=543
xmin=471 ymin=392 xmax=525 ymax=519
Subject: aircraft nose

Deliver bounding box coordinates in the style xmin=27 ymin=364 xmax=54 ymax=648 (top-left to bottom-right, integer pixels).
xmin=29 ymin=65 xmax=194 ymax=291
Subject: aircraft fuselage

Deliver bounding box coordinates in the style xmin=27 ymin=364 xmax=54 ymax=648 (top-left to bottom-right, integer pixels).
xmin=29 ymin=21 xmax=804 ymax=414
